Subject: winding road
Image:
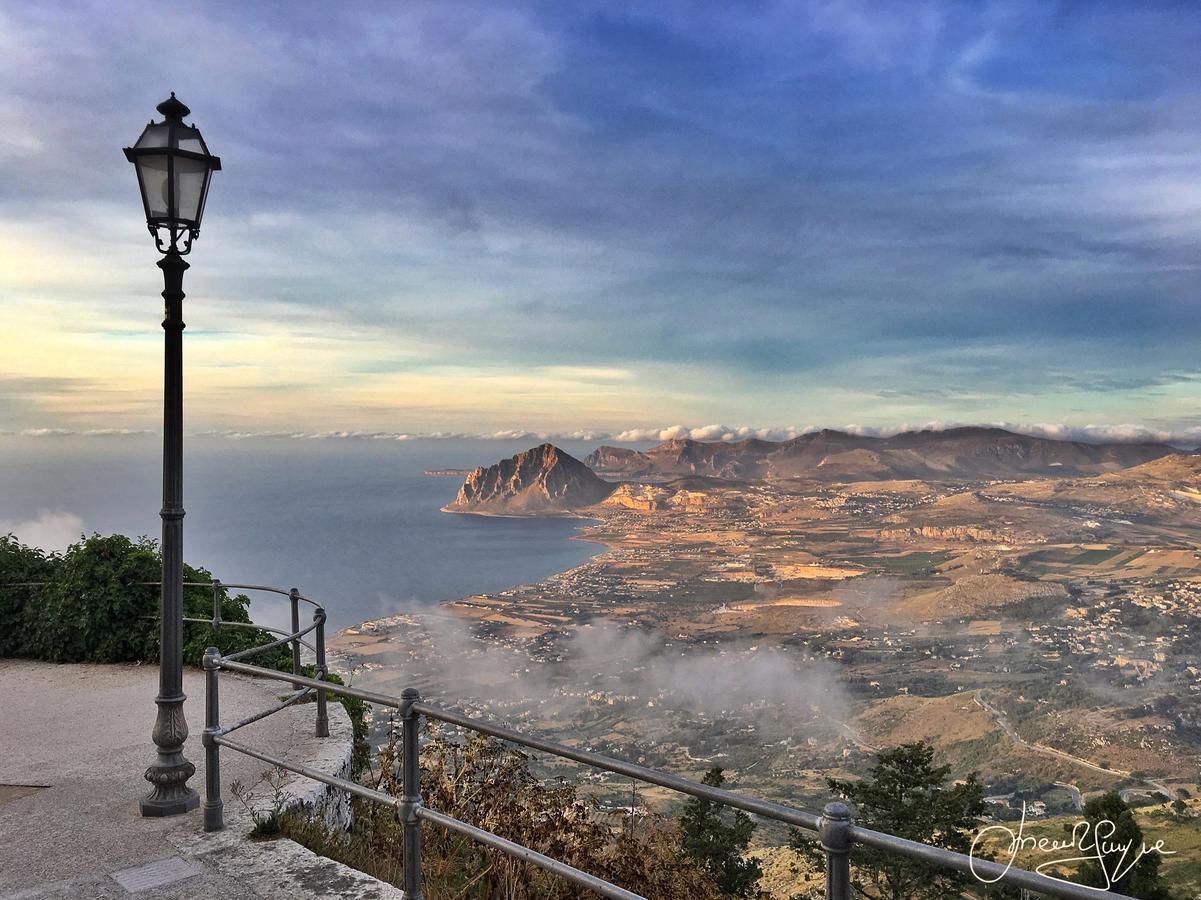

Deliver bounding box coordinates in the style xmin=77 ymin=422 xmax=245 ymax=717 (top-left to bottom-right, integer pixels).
xmin=972 ymin=690 xmax=1177 ymax=802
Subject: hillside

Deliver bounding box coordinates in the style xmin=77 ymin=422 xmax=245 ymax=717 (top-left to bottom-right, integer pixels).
xmin=586 ymin=427 xmax=1174 ymax=483
xmin=445 ymin=444 xmax=616 ymax=515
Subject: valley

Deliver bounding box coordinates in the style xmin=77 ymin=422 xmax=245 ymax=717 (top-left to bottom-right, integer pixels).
xmin=329 ymin=429 xmax=1201 ymax=891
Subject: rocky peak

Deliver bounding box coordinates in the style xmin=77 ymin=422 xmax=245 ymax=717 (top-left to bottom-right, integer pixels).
xmin=446 ymin=444 xmax=616 ymax=515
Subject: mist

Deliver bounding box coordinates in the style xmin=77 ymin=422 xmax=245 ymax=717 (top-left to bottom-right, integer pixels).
xmin=364 ymin=614 xmax=852 ymax=749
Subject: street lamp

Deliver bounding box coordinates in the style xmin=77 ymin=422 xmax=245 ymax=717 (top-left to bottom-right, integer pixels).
xmin=125 ymin=93 xmax=221 ymax=817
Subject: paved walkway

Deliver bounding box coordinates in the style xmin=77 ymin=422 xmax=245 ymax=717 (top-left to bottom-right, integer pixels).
xmin=0 ymin=660 xmax=400 ymax=899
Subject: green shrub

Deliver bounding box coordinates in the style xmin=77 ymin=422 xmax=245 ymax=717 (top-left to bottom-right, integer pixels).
xmin=0 ymin=534 xmax=57 ymax=656
xmin=5 ymin=532 xmax=293 ymax=671
xmin=21 ymin=534 xmax=160 ymax=662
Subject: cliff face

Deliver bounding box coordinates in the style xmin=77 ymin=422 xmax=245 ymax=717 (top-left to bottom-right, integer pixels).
xmin=447 ymin=444 xmax=616 ymax=515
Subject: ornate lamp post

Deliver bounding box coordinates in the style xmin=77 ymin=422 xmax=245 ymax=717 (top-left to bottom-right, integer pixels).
xmin=124 ymin=93 xmax=221 ymax=816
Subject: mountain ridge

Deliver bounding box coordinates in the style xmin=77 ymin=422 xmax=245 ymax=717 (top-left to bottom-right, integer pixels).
xmin=446 ymin=429 xmax=1182 ymax=517
xmin=585 ymin=427 xmax=1175 ymax=482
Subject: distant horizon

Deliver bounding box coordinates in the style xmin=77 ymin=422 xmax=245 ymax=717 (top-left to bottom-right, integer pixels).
xmin=4 ymin=419 xmax=1200 ymax=449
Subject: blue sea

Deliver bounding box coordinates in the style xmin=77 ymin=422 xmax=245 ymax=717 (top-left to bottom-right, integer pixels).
xmin=0 ymin=435 xmax=612 ymax=633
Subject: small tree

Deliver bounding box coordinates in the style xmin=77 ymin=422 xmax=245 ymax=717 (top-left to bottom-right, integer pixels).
xmin=680 ymin=767 xmax=762 ymax=897
xmin=797 ymin=742 xmax=985 ymax=900
xmin=1076 ymin=792 xmax=1172 ymax=899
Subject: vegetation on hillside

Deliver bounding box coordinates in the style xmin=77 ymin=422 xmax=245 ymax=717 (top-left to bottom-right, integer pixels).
xmin=283 ymin=725 xmax=723 ymax=898
xmin=1076 ymin=792 xmax=1173 ymax=899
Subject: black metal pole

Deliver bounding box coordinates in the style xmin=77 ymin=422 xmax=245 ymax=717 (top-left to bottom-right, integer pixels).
xmin=820 ymin=801 xmax=852 ymax=900
xmin=290 ymin=587 xmax=302 ymax=686
xmin=202 ymin=646 xmax=223 ymax=831
xmin=400 ymin=687 xmax=424 ymax=899
xmin=314 ymin=606 xmax=329 ymax=738
xmin=141 ymin=247 xmax=199 ymax=816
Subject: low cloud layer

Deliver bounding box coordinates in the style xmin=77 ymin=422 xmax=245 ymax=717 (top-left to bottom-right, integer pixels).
xmin=8 ymin=422 xmax=1201 ymax=448
xmin=387 ymin=616 xmax=848 ymax=740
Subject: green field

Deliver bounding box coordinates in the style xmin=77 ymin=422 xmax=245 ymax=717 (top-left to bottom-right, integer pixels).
xmin=1070 ymin=547 xmax=1125 ymax=565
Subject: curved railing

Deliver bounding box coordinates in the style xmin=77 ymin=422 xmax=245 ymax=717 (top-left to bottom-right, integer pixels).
xmin=197 ymin=595 xmax=1138 ymax=900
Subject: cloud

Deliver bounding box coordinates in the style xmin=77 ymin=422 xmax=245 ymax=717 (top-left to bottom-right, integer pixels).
xmin=2 ymin=4 xmax=1201 ymax=436
xmin=11 ymin=421 xmax=1201 ymax=448
xmin=0 ymin=510 xmax=84 ymax=553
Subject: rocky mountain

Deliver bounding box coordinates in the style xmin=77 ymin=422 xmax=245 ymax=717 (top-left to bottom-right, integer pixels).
xmin=586 ymin=427 xmax=1175 ymax=483
xmin=446 ymin=444 xmax=616 ymax=515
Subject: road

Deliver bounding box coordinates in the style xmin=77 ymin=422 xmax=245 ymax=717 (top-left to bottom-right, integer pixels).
xmin=972 ymin=690 xmax=1176 ymax=801
xmin=836 ymin=720 xmax=880 ymax=753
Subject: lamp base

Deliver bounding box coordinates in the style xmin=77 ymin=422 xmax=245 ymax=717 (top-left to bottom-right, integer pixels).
xmin=141 ymin=762 xmax=199 ymax=817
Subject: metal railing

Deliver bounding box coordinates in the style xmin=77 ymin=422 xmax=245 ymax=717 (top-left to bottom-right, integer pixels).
xmin=196 ymin=583 xmax=1135 ymax=900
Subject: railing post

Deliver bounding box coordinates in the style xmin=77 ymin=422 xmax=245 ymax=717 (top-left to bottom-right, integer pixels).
xmin=314 ymin=607 xmax=329 ymax=738
xmin=400 ymin=687 xmax=424 ymax=900
xmin=289 ymin=587 xmax=301 ymax=686
xmin=211 ymin=578 xmax=222 ymax=631
xmin=201 ymin=647 xmax=224 ymax=832
xmin=820 ymin=801 xmax=852 ymax=900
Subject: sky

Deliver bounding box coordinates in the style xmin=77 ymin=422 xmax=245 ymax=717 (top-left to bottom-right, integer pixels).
xmin=2 ymin=1 xmax=1200 ymax=445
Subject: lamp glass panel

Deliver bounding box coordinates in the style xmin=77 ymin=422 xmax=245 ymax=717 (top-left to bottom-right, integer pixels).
xmin=195 ymin=168 xmax=214 ymax=224
xmin=173 ymin=156 xmax=208 ymax=223
xmin=175 ymin=126 xmax=204 ymax=154
xmin=138 ymin=154 xmax=170 ymax=218
xmin=135 ymin=122 xmax=170 ymax=149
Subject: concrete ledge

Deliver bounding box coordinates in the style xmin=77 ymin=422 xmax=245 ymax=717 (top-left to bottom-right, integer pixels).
xmin=0 ymin=660 xmax=401 ymax=899
xmin=175 ymin=697 xmax=401 ymax=899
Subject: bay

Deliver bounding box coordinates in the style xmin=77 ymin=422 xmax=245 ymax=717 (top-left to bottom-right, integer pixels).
xmin=0 ymin=435 xmax=605 ymax=632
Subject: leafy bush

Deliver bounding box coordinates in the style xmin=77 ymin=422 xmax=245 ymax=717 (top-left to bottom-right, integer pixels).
xmin=792 ymin=741 xmax=985 ymax=900
xmin=180 ymin=563 xmax=292 ymax=671
xmin=21 ymin=533 xmax=161 ymax=662
xmin=3 ymin=531 xmax=291 ymax=670
xmin=0 ymin=534 xmax=57 ymax=656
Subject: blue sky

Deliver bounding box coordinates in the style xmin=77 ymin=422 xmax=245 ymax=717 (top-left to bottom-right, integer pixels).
xmin=2 ymin=1 xmax=1199 ymax=443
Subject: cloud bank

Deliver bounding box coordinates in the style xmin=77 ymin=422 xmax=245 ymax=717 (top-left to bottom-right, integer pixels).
xmin=8 ymin=421 xmax=1200 ymax=447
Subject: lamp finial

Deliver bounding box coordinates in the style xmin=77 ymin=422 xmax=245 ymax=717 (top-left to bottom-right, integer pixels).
xmin=156 ymin=93 xmax=190 ymax=121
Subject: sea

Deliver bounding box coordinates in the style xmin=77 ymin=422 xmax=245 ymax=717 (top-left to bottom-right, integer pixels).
xmin=0 ymin=435 xmax=615 ymax=633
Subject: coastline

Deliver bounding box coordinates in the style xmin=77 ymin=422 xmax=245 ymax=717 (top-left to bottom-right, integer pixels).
xmin=439 ymin=504 xmax=602 ymax=520
xmin=334 ymin=506 xmax=611 ymax=640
